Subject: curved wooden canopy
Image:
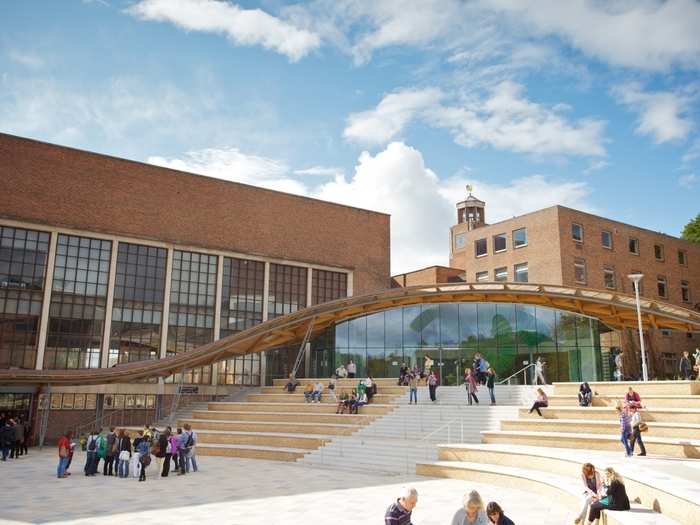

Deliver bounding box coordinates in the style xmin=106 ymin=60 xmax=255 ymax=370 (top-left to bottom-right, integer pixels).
xmin=2 ymin=282 xmax=699 ymax=386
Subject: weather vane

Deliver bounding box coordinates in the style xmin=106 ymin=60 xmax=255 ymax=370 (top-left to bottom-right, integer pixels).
xmin=466 ymin=184 xmax=473 ymax=194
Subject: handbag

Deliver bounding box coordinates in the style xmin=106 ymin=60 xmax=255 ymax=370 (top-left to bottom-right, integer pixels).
xmin=638 ymin=422 xmax=649 ymax=432
xmin=118 ymin=450 xmax=130 ymax=461
xmin=59 ymin=446 xmax=68 ymax=458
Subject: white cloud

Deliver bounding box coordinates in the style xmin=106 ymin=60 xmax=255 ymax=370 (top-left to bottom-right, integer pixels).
xmin=6 ymin=50 xmax=44 ymax=69
xmin=583 ymin=160 xmax=610 ymax=175
xmin=345 ymin=81 xmax=606 ymax=157
xmin=612 ymin=83 xmax=694 ymax=143
xmin=145 ymin=141 xmax=594 ymax=274
xmin=482 ymin=0 xmax=700 ymax=71
xmin=126 ymin=0 xmax=321 ymax=62
xmin=682 ymin=139 xmax=700 ymax=164
xmin=679 ymin=173 xmax=699 ymax=189
xmin=343 ymin=88 xmax=442 ymax=145
xmin=293 ymin=166 xmax=344 ymax=177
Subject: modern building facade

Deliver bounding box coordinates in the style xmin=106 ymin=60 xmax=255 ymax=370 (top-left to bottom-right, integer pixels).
xmin=446 ymin=193 xmax=700 ymax=378
xmin=0 ymin=133 xmax=390 ymax=430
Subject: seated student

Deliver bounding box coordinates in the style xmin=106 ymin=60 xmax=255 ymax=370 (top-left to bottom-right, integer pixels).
xmin=364 ymin=375 xmax=377 ymax=402
xmin=311 ymin=381 xmax=324 ymax=403
xmin=303 ymin=383 xmax=314 ymax=403
xmin=335 ymin=364 xmax=348 ymax=379
xmin=587 ymin=468 xmax=630 ymax=524
xmin=579 ymin=382 xmax=593 ymax=407
xmin=328 ymin=374 xmax=337 ymax=401
xmin=399 ymin=363 xmax=409 ymax=386
xmin=624 ymin=387 xmax=642 ymax=410
xmin=486 ymin=501 xmax=515 ymax=525
xmin=575 ymin=463 xmax=602 ymax=525
xmin=528 ymin=388 xmax=548 ymax=417
xmin=336 ymin=391 xmax=349 ymax=414
xmin=451 ymin=490 xmax=489 ymax=525
xmin=284 ymin=374 xmax=298 ymax=393
xmin=345 ymin=390 xmax=357 ymax=414
xmin=351 ymin=391 xmax=367 ymax=414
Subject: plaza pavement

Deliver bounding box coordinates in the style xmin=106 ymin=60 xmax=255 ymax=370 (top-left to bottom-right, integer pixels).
xmin=0 ymin=448 xmax=570 ymax=524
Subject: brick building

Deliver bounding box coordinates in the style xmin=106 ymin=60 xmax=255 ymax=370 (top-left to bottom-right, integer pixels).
xmin=0 ymin=133 xmax=390 ymax=438
xmin=448 ymin=191 xmax=700 ymax=378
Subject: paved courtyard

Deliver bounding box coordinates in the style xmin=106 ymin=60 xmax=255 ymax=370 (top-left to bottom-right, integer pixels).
xmin=0 ymin=448 xmax=570 ymax=524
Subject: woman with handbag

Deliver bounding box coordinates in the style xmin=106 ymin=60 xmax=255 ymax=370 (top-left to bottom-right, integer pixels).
xmin=629 ymin=409 xmax=647 ymax=456
xmin=56 ymin=431 xmax=72 ymax=479
xmin=117 ymin=429 xmax=132 ymax=478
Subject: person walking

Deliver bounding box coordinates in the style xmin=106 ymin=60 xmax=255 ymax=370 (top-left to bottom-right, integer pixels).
xmin=0 ymin=420 xmax=14 ymax=461
xmin=408 ymin=373 xmax=418 ymax=404
xmin=103 ymin=427 xmax=117 ymax=476
xmin=12 ymin=418 xmax=24 ymax=458
xmin=534 ymin=356 xmax=547 ymax=385
xmin=183 ymin=423 xmax=198 ymax=473
xmin=428 ymin=370 xmax=439 ymax=403
xmin=465 ymin=368 xmax=479 ymax=405
xmin=617 ymin=403 xmax=633 ymax=457
xmin=384 ymin=486 xmax=418 ymax=525
xmin=629 ymin=408 xmax=647 ymax=456
xmin=486 ymin=368 xmax=496 ymax=405
xmin=56 ymin=431 xmax=72 ymax=479
xmin=680 ymin=351 xmax=692 ymax=380
xmin=614 ymin=352 xmax=624 ymax=381
xmin=529 ymin=388 xmax=548 ymax=417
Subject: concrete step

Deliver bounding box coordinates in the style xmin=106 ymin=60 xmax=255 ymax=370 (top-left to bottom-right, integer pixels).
xmin=196 ymin=443 xmax=308 ymax=461
xmin=207 ymin=401 xmax=395 ymax=415
xmin=272 ymin=378 xmax=402 ymax=387
xmin=548 ymin=395 xmax=700 ymax=409
xmin=196 ymin=430 xmax=330 ymax=449
xmin=180 ymin=418 xmax=359 ymax=435
xmin=518 ymin=406 xmax=700 ymax=424
xmin=190 ymin=409 xmax=376 ymax=425
xmin=432 ymin=444 xmax=700 ymax=525
xmin=245 ymin=393 xmax=400 ymax=404
xmin=481 ymin=430 xmax=700 ymax=459
xmin=416 ymin=460 xmax=679 ymax=525
xmin=553 ymin=381 xmax=700 ymax=396
xmin=501 ymin=418 xmax=700 ymax=439
xmin=261 ymin=385 xmax=408 ymax=395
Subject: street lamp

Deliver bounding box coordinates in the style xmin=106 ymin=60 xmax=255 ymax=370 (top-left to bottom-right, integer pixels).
xmin=628 ymin=273 xmax=648 ymax=381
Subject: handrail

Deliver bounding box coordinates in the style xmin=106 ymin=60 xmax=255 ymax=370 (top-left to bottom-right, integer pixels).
xmin=498 ymin=363 xmax=535 ymax=385
xmin=418 ymin=414 xmax=462 ymax=443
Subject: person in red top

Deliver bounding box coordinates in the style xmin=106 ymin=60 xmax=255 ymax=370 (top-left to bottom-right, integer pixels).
xmin=57 ymin=431 xmax=72 ymax=479
xmin=624 ymin=387 xmax=642 ymax=410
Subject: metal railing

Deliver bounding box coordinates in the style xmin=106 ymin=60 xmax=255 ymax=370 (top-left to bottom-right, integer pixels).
xmin=498 ymin=363 xmax=535 ymax=385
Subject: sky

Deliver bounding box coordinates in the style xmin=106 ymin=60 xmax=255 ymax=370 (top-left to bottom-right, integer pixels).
xmin=1 ymin=0 xmax=699 ymax=274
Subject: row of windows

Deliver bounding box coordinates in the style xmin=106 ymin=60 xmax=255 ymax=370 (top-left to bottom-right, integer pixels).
xmin=39 ymin=393 xmax=157 ymax=411
xmin=469 ymin=228 xmax=528 ymax=258
xmin=571 ymin=223 xmax=689 ymax=266
xmin=475 ymin=263 xmax=529 ymax=283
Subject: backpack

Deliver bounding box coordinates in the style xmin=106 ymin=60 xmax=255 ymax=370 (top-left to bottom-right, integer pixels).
xmin=140 ymin=453 xmax=151 ymax=466
xmin=185 ymin=432 xmax=194 ymax=448
xmin=88 ymin=436 xmax=97 ymax=451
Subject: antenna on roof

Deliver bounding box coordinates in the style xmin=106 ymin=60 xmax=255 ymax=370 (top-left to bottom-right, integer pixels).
xmin=466 ymin=184 xmax=473 ymax=195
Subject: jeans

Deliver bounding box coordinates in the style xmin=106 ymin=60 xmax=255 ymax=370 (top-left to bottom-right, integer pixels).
xmin=1 ymin=446 xmax=9 ymax=460
xmin=621 ymin=428 xmax=633 ymax=456
xmin=311 ymin=392 xmax=322 ymax=402
xmin=488 ymin=387 xmax=495 ymax=404
xmin=629 ymin=426 xmax=646 ymax=455
xmin=409 ymin=387 xmax=417 ymax=404
xmin=428 ymin=384 xmax=437 ymax=402
xmin=186 ymin=452 xmax=198 ymax=473
xmin=304 ymin=392 xmax=313 ymax=402
xmin=178 ymin=449 xmax=188 ymax=474
xmin=57 ymin=456 xmax=69 ymax=477
xmin=84 ymin=451 xmax=96 ymax=475
xmin=118 ymin=458 xmax=129 ymax=478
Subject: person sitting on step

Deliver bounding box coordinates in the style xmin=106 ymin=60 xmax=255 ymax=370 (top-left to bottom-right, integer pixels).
xmin=575 ymin=462 xmax=602 ymax=524
xmin=623 ymin=387 xmax=642 ymax=410
xmin=284 ymin=373 xmax=298 ymax=393
xmin=451 ymin=490 xmax=489 ymax=525
xmin=335 ymin=363 xmax=348 ymax=379
xmin=351 ymin=391 xmax=367 ymax=414
xmin=364 ymin=375 xmax=377 ymax=403
xmin=336 ymin=390 xmax=349 ymax=414
xmin=344 ymin=390 xmax=357 ymax=414
xmin=528 ymin=388 xmax=548 ymax=417
xmin=328 ymin=374 xmax=337 ymax=401
xmin=587 ymin=467 xmax=630 ymax=524
xmin=310 ymin=381 xmax=324 ymax=403
xmin=486 ymin=501 xmax=515 ymax=525
xmin=578 ymin=382 xmax=593 ymax=407
xmin=303 ymin=382 xmax=314 ymax=403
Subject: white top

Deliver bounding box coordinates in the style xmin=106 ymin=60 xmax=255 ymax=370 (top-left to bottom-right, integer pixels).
xmin=335 ymin=366 xmax=347 ymax=377
xmin=347 ymin=363 xmax=357 ymax=373
xmin=357 ymin=393 xmax=367 ymax=403
xmin=535 ymin=360 xmax=543 ymax=372
xmin=313 ymin=383 xmax=324 ymax=392
xmin=364 ymin=378 xmax=373 ymax=387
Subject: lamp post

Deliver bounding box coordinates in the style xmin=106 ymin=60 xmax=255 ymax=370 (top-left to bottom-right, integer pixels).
xmin=628 ymin=274 xmax=648 ymax=381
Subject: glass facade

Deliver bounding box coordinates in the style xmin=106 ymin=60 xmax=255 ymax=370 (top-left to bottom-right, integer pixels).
xmin=218 ymin=257 xmax=265 ymax=385
xmin=0 ymin=226 xmax=50 ymax=369
xmin=44 ymin=234 xmax=111 ymax=369
xmin=319 ymin=302 xmax=603 ymax=384
xmin=108 ymin=243 xmax=167 ymax=366
xmin=267 ymin=263 xmax=307 ymax=319
xmin=166 ymin=250 xmax=217 ymax=384
xmin=311 ymin=269 xmax=347 ymax=305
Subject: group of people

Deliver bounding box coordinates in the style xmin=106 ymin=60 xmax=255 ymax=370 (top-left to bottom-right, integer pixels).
xmin=385 ymin=487 xmax=515 ymax=525
xmin=614 ymin=348 xmax=700 ymax=381
xmin=0 ymin=414 xmax=30 ymax=461
xmin=283 ymin=372 xmax=376 ymax=414
xmin=57 ymin=423 xmax=199 ymax=481
xmin=576 ymin=464 xmax=630 ymax=524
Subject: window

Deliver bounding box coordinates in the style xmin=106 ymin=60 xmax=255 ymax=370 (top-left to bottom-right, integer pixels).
xmin=514 ymin=263 xmax=528 ymax=283
xmin=574 ymin=258 xmax=586 ymax=284
xmin=454 ymin=233 xmax=465 ymax=250
xmin=513 ymin=228 xmax=528 ymax=248
xmin=475 ymin=271 xmax=489 ymax=282
xmin=475 ymin=238 xmax=487 ymax=257
xmin=654 ymin=244 xmax=664 ymax=261
xmin=312 ymin=269 xmax=347 ymax=306
xmin=603 ymin=268 xmax=615 ymax=289
xmin=601 ymin=230 xmax=612 ymax=249
xmin=268 ymin=263 xmax=307 ymax=319
xmin=494 ymin=267 xmax=507 ymax=282
xmin=493 ymin=233 xmax=507 ymax=253
xmin=657 ymin=276 xmax=667 ymax=298
xmin=572 ymin=223 xmax=583 ymax=243
xmin=628 ymin=237 xmax=639 ymax=255
xmin=678 ymin=249 xmax=688 ymax=266
xmin=681 ymin=281 xmax=690 ymax=303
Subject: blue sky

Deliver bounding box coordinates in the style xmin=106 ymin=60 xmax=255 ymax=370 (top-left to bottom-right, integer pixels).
xmin=1 ymin=0 xmax=699 ymax=273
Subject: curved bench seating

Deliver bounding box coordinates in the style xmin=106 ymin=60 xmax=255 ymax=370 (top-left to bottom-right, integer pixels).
xmin=500 ymin=418 xmax=700 ymax=440
xmin=424 ymin=444 xmax=698 ymax=525
xmin=548 ymin=394 xmax=700 ymax=409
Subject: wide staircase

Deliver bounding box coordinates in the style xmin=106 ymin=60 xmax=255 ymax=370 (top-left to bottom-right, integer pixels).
xmin=417 ymin=381 xmax=700 ymax=525
xmin=181 ymin=378 xmax=402 ymax=461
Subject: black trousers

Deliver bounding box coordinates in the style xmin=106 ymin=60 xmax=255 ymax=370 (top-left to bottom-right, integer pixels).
xmin=428 ymin=385 xmax=437 ymax=401
xmin=629 ymin=426 xmax=646 ymax=455
xmin=589 ymin=502 xmax=620 ymax=521
xmin=139 ymin=462 xmax=147 ymax=481
xmin=467 ymin=391 xmax=479 ymax=405
xmin=10 ymin=440 xmax=22 ymax=458
xmin=162 ymin=453 xmax=171 ymax=476
xmin=103 ymin=455 xmax=115 ymax=475
xmin=530 ymin=401 xmax=547 ymax=416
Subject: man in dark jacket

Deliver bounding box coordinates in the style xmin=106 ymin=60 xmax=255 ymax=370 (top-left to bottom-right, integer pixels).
xmin=680 ymin=351 xmax=692 ymax=380
xmin=103 ymin=427 xmax=117 ymax=476
xmin=385 ymin=487 xmax=418 ymax=525
xmin=0 ymin=421 xmax=14 ymax=461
